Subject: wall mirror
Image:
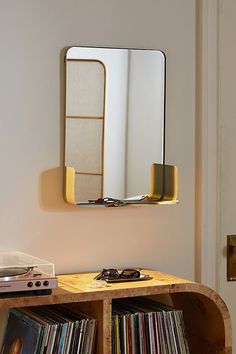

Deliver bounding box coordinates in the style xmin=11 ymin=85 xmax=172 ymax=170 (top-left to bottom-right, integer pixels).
xmin=64 ymin=46 xmax=177 ymax=206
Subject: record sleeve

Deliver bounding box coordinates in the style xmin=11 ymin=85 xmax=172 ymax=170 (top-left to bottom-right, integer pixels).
xmin=1 ymin=310 xmax=41 ymax=354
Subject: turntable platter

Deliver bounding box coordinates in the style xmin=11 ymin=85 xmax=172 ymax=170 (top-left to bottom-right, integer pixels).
xmin=0 ymin=267 xmax=33 ymax=280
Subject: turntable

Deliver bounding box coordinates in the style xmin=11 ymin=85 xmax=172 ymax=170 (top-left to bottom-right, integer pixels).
xmin=0 ymin=251 xmax=58 ymax=296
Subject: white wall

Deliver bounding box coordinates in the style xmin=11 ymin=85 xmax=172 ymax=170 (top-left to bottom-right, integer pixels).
xmin=0 ymin=1 xmax=195 ymax=278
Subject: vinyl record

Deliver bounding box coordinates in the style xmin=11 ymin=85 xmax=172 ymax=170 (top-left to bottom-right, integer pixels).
xmin=0 ymin=267 xmax=33 ymax=281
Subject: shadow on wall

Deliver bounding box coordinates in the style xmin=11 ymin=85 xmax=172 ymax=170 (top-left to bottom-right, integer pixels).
xmin=38 ymin=50 xmax=73 ymax=212
xmin=38 ymin=49 xmax=82 ymax=212
xmin=39 ymin=167 xmax=74 ymax=211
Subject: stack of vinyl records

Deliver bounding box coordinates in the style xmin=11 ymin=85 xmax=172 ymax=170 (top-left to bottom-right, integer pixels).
xmin=112 ymin=297 xmax=190 ymax=354
xmin=1 ymin=304 xmax=97 ymax=354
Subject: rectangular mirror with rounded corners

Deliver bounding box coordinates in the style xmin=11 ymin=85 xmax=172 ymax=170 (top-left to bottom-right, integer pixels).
xmin=64 ymin=46 xmax=176 ymax=207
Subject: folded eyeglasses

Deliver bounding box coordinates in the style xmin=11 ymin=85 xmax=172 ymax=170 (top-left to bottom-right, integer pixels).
xmin=94 ymin=268 xmax=141 ymax=281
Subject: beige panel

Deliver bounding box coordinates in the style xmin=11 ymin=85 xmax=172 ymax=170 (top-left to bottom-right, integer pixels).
xmin=75 ymin=174 xmax=102 ymax=202
xmin=66 ymin=61 xmax=105 ymax=117
xmin=65 ymin=118 xmax=103 ymax=174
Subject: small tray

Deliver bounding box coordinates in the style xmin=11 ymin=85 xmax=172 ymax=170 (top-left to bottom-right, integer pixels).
xmin=95 ymin=273 xmax=152 ymax=283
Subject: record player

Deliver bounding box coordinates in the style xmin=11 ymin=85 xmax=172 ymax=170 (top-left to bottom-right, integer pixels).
xmin=0 ymin=251 xmax=58 ymax=296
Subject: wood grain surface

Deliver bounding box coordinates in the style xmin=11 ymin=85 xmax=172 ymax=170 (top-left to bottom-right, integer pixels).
xmin=0 ymin=269 xmax=231 ymax=354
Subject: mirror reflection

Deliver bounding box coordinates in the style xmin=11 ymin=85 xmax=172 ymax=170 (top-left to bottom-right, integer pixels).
xmin=65 ymin=46 xmax=166 ymax=206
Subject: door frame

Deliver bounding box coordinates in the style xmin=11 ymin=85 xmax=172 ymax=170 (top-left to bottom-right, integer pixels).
xmin=196 ymin=0 xmax=220 ymax=291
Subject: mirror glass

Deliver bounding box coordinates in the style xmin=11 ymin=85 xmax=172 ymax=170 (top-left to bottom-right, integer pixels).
xmin=65 ymin=46 xmax=166 ymax=206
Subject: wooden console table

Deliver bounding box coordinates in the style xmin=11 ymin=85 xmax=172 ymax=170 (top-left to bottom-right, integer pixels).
xmin=0 ymin=270 xmax=232 ymax=354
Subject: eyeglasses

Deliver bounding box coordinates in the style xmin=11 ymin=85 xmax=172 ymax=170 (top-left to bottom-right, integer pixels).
xmin=95 ymin=268 xmax=141 ymax=281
